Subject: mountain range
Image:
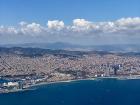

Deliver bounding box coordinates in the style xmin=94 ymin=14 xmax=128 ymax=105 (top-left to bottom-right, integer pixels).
xmin=0 ymin=42 xmax=140 ymax=52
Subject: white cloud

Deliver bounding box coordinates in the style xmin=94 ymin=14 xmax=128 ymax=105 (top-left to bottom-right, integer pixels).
xmin=7 ymin=27 xmax=18 ymax=34
xmin=0 ymin=26 xmax=4 ymax=33
xmin=0 ymin=26 xmax=18 ymax=35
xmin=26 ymin=22 xmax=42 ymax=32
xmin=47 ymin=20 xmax=64 ymax=30
xmin=71 ymin=19 xmax=94 ymax=32
xmin=0 ymin=17 xmax=140 ymax=44
xmin=20 ymin=22 xmax=44 ymax=35
xmin=116 ymin=17 xmax=140 ymax=27
xmin=19 ymin=21 xmax=27 ymax=26
xmin=73 ymin=19 xmax=91 ymax=27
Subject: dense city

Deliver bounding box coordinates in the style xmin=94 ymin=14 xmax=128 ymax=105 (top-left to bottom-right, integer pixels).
xmin=0 ymin=47 xmax=140 ymax=93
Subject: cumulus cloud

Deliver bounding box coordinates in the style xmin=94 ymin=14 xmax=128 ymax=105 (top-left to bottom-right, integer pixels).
xmin=20 ymin=22 xmax=43 ymax=35
xmin=116 ymin=17 xmax=140 ymax=27
xmin=0 ymin=17 xmax=140 ymax=45
xmin=73 ymin=19 xmax=91 ymax=27
xmin=19 ymin=21 xmax=27 ymax=26
xmin=71 ymin=19 xmax=94 ymax=32
xmin=47 ymin=20 xmax=64 ymax=30
xmin=0 ymin=26 xmax=18 ymax=35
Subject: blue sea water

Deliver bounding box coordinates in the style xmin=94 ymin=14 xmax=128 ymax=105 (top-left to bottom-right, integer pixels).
xmin=0 ymin=79 xmax=140 ymax=105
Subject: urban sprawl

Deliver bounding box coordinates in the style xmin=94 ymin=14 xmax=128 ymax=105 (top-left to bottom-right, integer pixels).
xmin=0 ymin=48 xmax=140 ymax=93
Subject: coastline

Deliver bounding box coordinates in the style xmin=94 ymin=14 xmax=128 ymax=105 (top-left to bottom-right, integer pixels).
xmin=2 ymin=76 xmax=140 ymax=94
xmin=28 ymin=76 xmax=140 ymax=88
xmin=28 ymin=78 xmax=96 ymax=88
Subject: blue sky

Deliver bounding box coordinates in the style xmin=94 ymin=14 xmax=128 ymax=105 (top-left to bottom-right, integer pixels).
xmin=0 ymin=0 xmax=140 ymax=45
xmin=0 ymin=0 xmax=140 ymax=25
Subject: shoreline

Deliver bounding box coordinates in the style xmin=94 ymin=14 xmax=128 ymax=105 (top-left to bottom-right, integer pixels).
xmin=2 ymin=76 xmax=140 ymax=94
xmin=28 ymin=76 xmax=140 ymax=88
xmin=28 ymin=78 xmax=96 ymax=88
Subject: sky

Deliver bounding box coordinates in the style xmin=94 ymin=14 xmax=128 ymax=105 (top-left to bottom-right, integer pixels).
xmin=0 ymin=0 xmax=140 ymax=45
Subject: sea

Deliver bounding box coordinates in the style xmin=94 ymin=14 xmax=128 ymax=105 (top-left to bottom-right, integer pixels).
xmin=0 ymin=78 xmax=140 ymax=105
